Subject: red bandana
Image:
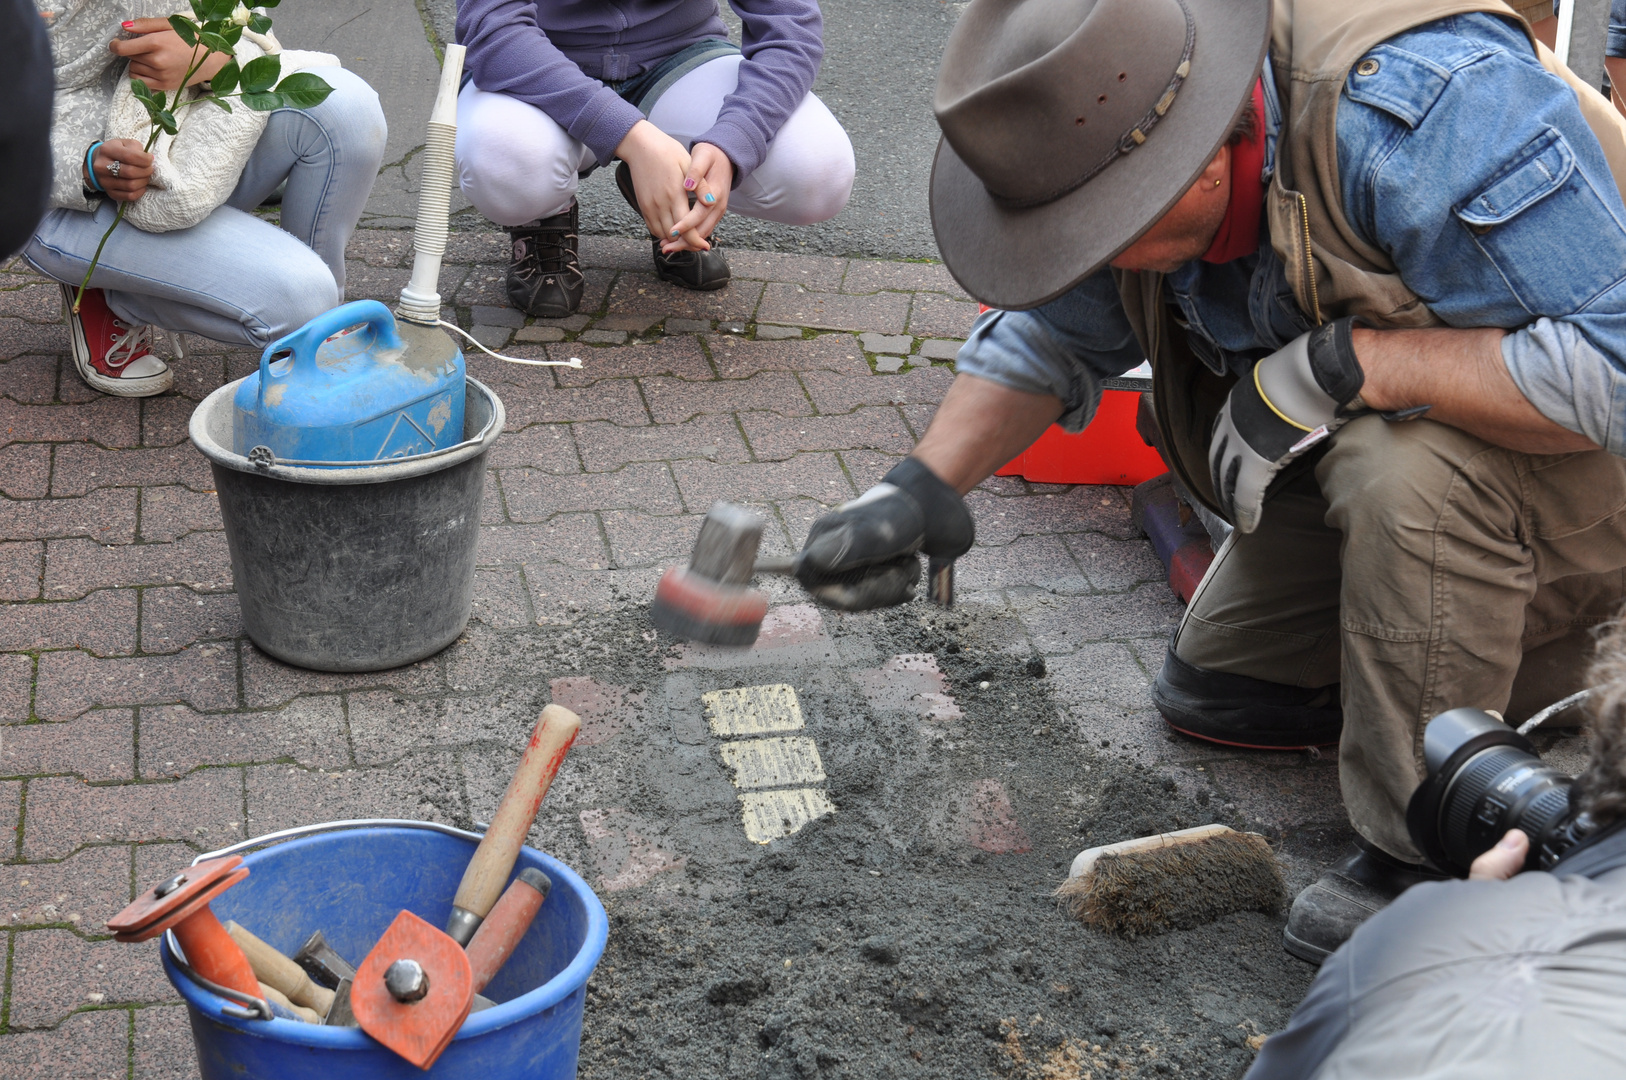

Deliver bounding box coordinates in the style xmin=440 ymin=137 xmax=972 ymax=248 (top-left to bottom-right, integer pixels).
xmin=1201 ymin=80 xmax=1267 ymax=264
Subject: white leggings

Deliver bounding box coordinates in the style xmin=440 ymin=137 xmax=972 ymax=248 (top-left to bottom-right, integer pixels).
xmin=456 ymin=54 xmax=855 ymax=228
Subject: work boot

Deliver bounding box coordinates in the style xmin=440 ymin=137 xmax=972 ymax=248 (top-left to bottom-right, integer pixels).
xmin=61 ymin=285 xmax=173 ymax=398
xmin=1153 ymin=650 xmax=1343 ymax=750
xmin=615 ymin=161 xmax=732 ymax=291
xmin=506 ymin=202 xmax=585 ymax=317
xmin=1283 ymin=841 xmax=1448 ymax=964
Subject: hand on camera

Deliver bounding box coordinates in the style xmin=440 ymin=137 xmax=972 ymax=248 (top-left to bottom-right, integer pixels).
xmin=796 ymin=457 xmax=973 ymax=611
xmin=1209 ymin=317 xmax=1368 ymax=533
xmin=1467 ymin=829 xmax=1529 ymax=881
xmin=86 ymin=139 xmax=154 ymax=203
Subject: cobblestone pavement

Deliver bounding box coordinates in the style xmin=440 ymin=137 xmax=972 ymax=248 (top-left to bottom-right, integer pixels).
xmin=0 ymin=231 xmax=1417 ymax=1076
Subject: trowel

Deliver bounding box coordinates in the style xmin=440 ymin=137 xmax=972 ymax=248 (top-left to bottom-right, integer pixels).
xmin=350 ymin=910 xmax=474 ymax=1070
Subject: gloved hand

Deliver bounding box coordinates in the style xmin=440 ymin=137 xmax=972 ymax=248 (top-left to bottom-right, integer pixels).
xmin=796 ymin=457 xmax=974 ymax=611
xmin=1211 ymin=317 xmax=1405 ymax=533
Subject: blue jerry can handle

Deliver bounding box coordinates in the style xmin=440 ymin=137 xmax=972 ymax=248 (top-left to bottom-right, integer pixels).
xmin=256 ymin=299 xmax=406 ymax=406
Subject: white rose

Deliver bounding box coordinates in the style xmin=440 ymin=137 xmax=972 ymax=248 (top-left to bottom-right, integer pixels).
xmin=231 ymin=4 xmax=252 ymax=25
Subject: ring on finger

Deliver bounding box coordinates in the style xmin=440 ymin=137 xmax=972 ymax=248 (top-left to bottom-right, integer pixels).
xmin=107 ymin=159 xmax=121 ymax=178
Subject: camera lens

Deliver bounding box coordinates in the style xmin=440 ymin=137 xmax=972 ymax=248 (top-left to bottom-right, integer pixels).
xmin=1406 ymin=708 xmax=1587 ymax=875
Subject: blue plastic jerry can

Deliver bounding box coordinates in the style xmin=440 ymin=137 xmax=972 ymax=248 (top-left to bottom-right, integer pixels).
xmin=233 ymin=300 xmax=465 ymax=465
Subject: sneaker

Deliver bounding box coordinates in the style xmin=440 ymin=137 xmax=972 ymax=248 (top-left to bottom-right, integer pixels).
xmin=506 ymin=202 xmax=585 ymax=317
xmin=61 ymin=285 xmax=173 ymax=398
xmin=1282 ymin=841 xmax=1448 ymax=964
xmin=615 ymin=161 xmax=732 ymax=291
xmin=1152 ymin=649 xmax=1343 ymax=750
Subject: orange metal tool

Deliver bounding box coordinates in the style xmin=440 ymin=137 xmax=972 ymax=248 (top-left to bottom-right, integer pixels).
xmin=465 ymin=867 xmax=552 ymax=994
xmin=445 ymin=704 xmax=580 ymax=945
xmin=351 ymin=909 xmax=474 ymax=1070
xmin=108 ymin=857 xmax=260 ymax=1000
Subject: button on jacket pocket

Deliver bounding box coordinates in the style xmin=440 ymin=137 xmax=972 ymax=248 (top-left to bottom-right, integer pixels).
xmin=1455 ymin=127 xmax=1626 ymax=313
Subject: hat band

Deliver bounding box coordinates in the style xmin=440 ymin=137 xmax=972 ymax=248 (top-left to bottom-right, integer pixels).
xmin=988 ymin=0 xmax=1196 ymax=211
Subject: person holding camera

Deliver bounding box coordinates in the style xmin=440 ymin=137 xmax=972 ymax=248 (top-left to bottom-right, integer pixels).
xmin=793 ymin=0 xmax=1626 ymax=964
xmin=1245 ymin=627 xmax=1626 ymax=1078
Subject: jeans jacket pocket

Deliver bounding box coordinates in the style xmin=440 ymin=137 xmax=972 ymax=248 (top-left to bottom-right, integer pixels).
xmin=1456 ymin=127 xmax=1626 ymax=314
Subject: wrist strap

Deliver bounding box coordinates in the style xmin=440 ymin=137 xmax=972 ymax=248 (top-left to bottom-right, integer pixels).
xmin=84 ymin=142 xmax=106 ymax=194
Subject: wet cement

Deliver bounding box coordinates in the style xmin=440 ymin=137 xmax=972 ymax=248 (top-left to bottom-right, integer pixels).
xmin=511 ymin=599 xmax=1319 ymax=1080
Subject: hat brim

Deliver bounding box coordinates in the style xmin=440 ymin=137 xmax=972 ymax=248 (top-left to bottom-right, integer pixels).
xmin=930 ymin=0 xmax=1272 ymax=310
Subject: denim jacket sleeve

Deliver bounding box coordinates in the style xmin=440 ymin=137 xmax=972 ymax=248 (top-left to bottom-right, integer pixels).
xmin=952 ymin=269 xmax=1145 ymax=433
xmin=1336 ymin=13 xmax=1626 ymax=454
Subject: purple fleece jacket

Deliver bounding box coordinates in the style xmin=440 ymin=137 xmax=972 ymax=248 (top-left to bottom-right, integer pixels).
xmin=457 ymin=0 xmax=823 ymax=181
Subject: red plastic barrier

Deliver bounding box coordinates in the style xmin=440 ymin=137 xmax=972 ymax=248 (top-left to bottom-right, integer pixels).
xmin=995 ymin=390 xmax=1168 ymax=486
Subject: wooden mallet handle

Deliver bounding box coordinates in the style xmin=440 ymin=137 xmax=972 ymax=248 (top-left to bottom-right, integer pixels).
xmin=227 ymin=921 xmax=336 ymax=1015
xmin=446 ymin=704 xmax=579 ymax=944
xmin=465 ymin=868 xmax=552 ymax=993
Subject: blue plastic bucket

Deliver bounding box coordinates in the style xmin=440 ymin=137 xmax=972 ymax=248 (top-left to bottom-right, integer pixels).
xmin=163 ymin=821 xmax=608 ymax=1079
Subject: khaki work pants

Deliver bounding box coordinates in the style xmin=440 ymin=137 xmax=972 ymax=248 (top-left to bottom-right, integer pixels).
xmin=1172 ymin=415 xmax=1626 ymax=860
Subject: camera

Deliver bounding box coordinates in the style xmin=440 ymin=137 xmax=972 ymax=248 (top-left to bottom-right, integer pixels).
xmin=1406 ymin=708 xmax=1599 ymax=876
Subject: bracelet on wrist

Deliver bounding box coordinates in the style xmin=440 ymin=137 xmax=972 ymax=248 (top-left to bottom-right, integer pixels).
xmin=84 ymin=141 xmax=106 ymax=195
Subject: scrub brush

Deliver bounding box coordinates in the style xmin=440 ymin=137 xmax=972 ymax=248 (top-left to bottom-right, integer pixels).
xmin=1054 ymin=824 xmax=1284 ymax=936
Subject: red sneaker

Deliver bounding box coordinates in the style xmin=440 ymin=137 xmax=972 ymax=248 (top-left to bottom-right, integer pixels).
xmin=61 ymin=285 xmax=173 ymax=397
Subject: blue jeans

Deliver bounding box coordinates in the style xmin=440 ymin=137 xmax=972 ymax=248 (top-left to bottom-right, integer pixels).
xmin=25 ymin=66 xmax=386 ymax=349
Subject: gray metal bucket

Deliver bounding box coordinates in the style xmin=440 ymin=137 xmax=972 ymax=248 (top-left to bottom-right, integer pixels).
xmin=190 ymin=377 xmax=505 ymax=672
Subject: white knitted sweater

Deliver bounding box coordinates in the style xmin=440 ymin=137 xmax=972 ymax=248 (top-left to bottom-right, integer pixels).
xmin=38 ymin=1 xmax=336 ymax=229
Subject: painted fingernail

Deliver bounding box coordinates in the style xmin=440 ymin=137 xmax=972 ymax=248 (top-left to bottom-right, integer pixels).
xmin=122 ymin=20 xmax=134 ymax=28
xmin=703 ymin=192 xmax=716 ymax=204
xmin=670 ymin=228 xmax=681 ymax=237
xmin=684 ymin=178 xmax=697 ymax=191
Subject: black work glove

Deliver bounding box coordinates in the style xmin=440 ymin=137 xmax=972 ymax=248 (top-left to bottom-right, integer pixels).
xmin=796 ymin=457 xmax=974 ymax=611
xmin=1210 ymin=317 xmax=1427 ymax=532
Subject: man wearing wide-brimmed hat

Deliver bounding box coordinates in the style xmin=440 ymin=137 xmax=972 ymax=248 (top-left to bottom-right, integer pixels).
xmin=797 ymin=0 xmax=1626 ymax=962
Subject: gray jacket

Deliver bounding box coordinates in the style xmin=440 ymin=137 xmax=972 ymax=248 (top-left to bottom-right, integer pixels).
xmin=36 ymin=1 xmax=185 ymax=214
xmin=1247 ymin=829 xmax=1626 ymax=1079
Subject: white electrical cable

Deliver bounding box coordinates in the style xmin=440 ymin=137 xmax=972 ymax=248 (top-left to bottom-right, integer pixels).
xmin=437 ymin=320 xmax=582 ymax=368
xmin=1517 ymin=687 xmax=1593 ymax=736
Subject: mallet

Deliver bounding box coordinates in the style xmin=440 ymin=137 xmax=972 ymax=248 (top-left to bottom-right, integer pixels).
xmin=445 ymin=705 xmax=580 ymax=946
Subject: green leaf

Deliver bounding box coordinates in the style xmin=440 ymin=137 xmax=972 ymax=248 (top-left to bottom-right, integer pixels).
xmin=211 ymin=58 xmax=240 ymax=95
xmin=240 ymin=91 xmax=279 ymax=111
xmin=204 ymin=95 xmax=233 ymax=112
xmin=258 ymin=0 xmax=281 ymax=7
xmin=270 ymin=71 xmax=334 ymax=109
xmin=197 ymin=31 xmax=233 ymax=55
xmin=129 ymin=77 xmax=155 ymax=102
xmin=199 ymin=0 xmax=238 ymax=20
xmin=247 ymin=12 xmax=272 ymax=33
xmin=190 ymin=0 xmax=208 ymax=20
xmin=167 ymin=15 xmax=199 ymax=46
xmin=240 ymin=54 xmax=281 ymax=93
xmin=222 ymin=24 xmax=243 ymax=45
xmin=157 ymin=109 xmax=179 ymax=136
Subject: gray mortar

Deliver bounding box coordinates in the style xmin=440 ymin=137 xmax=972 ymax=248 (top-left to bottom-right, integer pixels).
xmin=480 ymin=596 xmax=1319 ymax=1080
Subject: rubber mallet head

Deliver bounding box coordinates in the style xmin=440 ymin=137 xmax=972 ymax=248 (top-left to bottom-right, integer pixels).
xmin=650 ymin=502 xmax=770 ymax=646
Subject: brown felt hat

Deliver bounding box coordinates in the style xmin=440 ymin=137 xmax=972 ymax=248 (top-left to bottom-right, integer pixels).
xmin=930 ymin=0 xmax=1271 ymax=309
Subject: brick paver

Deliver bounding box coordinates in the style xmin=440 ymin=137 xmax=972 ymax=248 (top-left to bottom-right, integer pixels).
xmin=0 ymin=226 xmax=1359 ymax=1073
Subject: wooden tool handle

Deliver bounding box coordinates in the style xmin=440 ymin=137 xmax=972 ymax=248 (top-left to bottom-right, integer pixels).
xmin=172 ymin=907 xmax=261 ymax=999
xmin=452 ymin=705 xmax=579 ymax=922
xmin=228 ymin=921 xmax=336 ymax=1015
xmin=465 ymin=869 xmax=551 ymax=993
xmin=259 ymin=981 xmax=321 ymax=1024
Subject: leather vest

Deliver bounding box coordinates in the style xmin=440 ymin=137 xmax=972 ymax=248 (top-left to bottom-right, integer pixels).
xmin=1121 ymin=0 xmax=1626 ymax=512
